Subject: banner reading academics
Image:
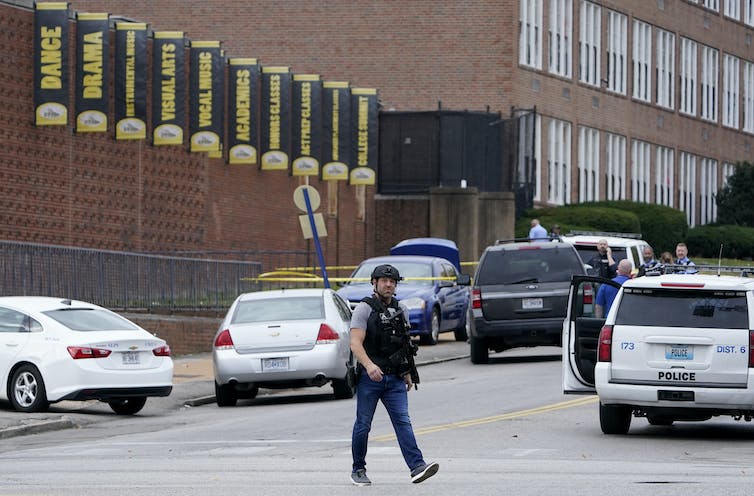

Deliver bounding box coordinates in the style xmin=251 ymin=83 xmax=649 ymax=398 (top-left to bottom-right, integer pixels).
xmin=261 ymin=66 xmax=291 ymax=171
xmin=34 ymin=2 xmax=69 ymax=126
xmin=114 ymin=22 xmax=147 ymax=140
xmin=228 ymin=58 xmax=260 ymax=165
xmin=74 ymin=12 xmax=109 ymax=133
xmin=152 ymin=31 xmax=185 ymax=146
xmin=322 ymin=82 xmax=351 ymax=181
xmin=349 ymin=88 xmax=378 ymax=185
xmin=292 ymin=75 xmax=322 ymax=176
xmin=189 ymin=41 xmax=224 ymax=154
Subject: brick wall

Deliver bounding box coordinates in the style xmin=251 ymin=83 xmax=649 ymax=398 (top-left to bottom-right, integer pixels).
xmin=126 ymin=313 xmax=222 ymax=356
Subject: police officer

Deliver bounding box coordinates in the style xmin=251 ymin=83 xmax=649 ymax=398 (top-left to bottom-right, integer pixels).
xmin=349 ymin=264 xmax=439 ymax=486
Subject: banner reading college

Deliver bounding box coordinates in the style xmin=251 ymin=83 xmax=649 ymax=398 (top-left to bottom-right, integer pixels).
xmin=349 ymin=88 xmax=378 ymax=185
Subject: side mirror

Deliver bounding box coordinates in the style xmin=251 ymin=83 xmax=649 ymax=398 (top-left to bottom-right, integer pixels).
xmin=456 ymin=274 xmax=471 ymax=286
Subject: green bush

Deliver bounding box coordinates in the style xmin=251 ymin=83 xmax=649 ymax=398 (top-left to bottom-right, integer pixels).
xmin=516 ymin=205 xmax=640 ymax=238
xmin=588 ymin=201 xmax=688 ymax=253
xmin=686 ymin=225 xmax=754 ymax=259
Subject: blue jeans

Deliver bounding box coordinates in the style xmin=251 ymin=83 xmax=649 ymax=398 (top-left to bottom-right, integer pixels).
xmin=351 ymin=373 xmax=425 ymax=472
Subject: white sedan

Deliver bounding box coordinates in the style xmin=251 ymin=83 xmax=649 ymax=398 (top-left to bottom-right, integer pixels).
xmin=212 ymin=288 xmax=356 ymax=406
xmin=0 ymin=297 xmax=173 ymax=414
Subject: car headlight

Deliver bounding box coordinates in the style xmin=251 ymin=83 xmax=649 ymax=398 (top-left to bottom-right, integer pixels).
xmin=400 ymin=297 xmax=426 ymax=311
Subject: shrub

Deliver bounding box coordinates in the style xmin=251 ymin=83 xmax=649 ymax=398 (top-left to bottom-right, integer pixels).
xmin=516 ymin=205 xmax=640 ymax=238
xmin=686 ymin=225 xmax=754 ymax=259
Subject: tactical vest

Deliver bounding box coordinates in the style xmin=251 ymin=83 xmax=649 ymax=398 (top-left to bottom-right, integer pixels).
xmin=361 ymin=295 xmax=406 ymax=374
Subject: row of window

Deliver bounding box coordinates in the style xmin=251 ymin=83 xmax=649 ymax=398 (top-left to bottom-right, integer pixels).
xmin=517 ymin=114 xmax=735 ymax=227
xmin=520 ymin=0 xmax=754 ymax=130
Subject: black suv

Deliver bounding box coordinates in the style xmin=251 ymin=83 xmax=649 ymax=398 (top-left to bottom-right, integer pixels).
xmin=468 ymin=239 xmax=587 ymax=364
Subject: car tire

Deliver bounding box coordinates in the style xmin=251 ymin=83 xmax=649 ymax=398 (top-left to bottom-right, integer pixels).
xmin=333 ymin=365 xmax=357 ymax=399
xmin=599 ymin=403 xmax=632 ymax=434
xmin=108 ymin=397 xmax=147 ymax=415
xmin=420 ymin=309 xmax=440 ymax=346
xmin=647 ymin=415 xmax=674 ymax=426
xmin=453 ymin=324 xmax=468 ymax=342
xmin=215 ymin=382 xmax=238 ymax=407
xmin=9 ymin=364 xmax=50 ymax=413
xmin=469 ymin=337 xmax=489 ymax=364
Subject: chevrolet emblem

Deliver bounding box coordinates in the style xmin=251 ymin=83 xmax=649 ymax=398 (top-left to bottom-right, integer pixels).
xmin=129 ymin=345 xmax=138 ymax=350
xmin=270 ymin=331 xmax=280 ymax=337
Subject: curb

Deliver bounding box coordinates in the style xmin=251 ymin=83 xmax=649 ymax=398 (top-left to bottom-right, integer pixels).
xmin=0 ymin=417 xmax=77 ymax=440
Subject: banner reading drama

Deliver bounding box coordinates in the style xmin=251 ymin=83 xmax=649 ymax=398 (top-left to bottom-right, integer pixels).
xmin=349 ymin=88 xmax=378 ymax=185
xmin=228 ymin=58 xmax=260 ymax=165
xmin=189 ymin=41 xmax=223 ymax=154
xmin=292 ymin=75 xmax=322 ymax=176
xmin=34 ymin=2 xmax=69 ymax=126
xmin=152 ymin=31 xmax=185 ymax=146
xmin=114 ymin=22 xmax=147 ymax=140
xmin=74 ymin=12 xmax=109 ymax=133
xmin=260 ymin=66 xmax=291 ymax=171
xmin=322 ymin=82 xmax=351 ymax=181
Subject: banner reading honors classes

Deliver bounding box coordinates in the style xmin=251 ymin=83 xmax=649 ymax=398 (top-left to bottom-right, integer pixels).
xmin=292 ymin=75 xmax=322 ymax=177
xmin=322 ymin=82 xmax=351 ymax=181
xmin=261 ymin=66 xmax=291 ymax=171
xmin=74 ymin=12 xmax=108 ymax=132
xmin=228 ymin=58 xmax=260 ymax=165
xmin=34 ymin=2 xmax=69 ymax=126
xmin=152 ymin=31 xmax=185 ymax=146
xmin=349 ymin=88 xmax=378 ymax=185
xmin=115 ymin=22 xmax=147 ymax=140
xmin=189 ymin=41 xmax=224 ymax=154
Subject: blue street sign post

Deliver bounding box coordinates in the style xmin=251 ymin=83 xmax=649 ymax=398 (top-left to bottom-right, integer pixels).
xmin=297 ymin=186 xmax=330 ymax=288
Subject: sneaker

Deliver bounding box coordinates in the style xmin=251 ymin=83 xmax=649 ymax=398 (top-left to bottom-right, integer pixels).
xmin=410 ymin=461 xmax=439 ymax=483
xmin=350 ymin=469 xmax=371 ymax=486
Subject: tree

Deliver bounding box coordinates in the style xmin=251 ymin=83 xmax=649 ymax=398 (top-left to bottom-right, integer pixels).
xmin=717 ymin=162 xmax=754 ymax=227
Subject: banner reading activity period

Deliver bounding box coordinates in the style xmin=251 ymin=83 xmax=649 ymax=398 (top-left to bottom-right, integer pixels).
xmin=322 ymin=82 xmax=351 ymax=181
xmin=189 ymin=41 xmax=223 ymax=155
xmin=228 ymin=58 xmax=260 ymax=165
xmin=115 ymin=22 xmax=148 ymax=140
xmin=152 ymin=31 xmax=185 ymax=146
xmin=292 ymin=75 xmax=322 ymax=176
xmin=74 ymin=12 xmax=109 ymax=132
xmin=349 ymin=88 xmax=378 ymax=185
xmin=34 ymin=2 xmax=69 ymax=126
xmin=260 ymin=66 xmax=291 ymax=171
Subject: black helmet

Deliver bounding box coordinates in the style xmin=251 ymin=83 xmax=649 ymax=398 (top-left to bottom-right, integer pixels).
xmin=370 ymin=264 xmax=402 ymax=282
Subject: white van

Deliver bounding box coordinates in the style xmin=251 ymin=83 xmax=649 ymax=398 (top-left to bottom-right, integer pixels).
xmin=561 ymin=232 xmax=650 ymax=276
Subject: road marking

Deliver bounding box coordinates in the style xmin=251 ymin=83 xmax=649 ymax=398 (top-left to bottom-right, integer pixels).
xmin=372 ymin=396 xmax=598 ymax=442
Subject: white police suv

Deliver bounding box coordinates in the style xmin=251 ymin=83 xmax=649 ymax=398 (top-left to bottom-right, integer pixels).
xmin=563 ymin=269 xmax=754 ymax=434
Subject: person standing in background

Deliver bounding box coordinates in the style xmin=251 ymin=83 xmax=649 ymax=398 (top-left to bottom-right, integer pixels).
xmin=595 ymin=259 xmax=633 ymax=318
xmin=528 ymin=219 xmax=548 ymax=241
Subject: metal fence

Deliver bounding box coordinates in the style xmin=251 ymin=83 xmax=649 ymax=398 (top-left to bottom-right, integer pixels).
xmin=0 ymin=241 xmax=315 ymax=312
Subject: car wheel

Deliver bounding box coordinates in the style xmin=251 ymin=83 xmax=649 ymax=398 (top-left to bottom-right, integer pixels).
xmin=238 ymin=385 xmax=259 ymax=400
xmin=647 ymin=415 xmax=674 ymax=426
xmin=9 ymin=364 xmax=49 ymax=413
xmin=469 ymin=337 xmax=489 ymax=364
xmin=420 ymin=309 xmax=440 ymax=345
xmin=333 ymin=365 xmax=357 ymax=399
xmin=215 ymin=382 xmax=238 ymax=407
xmin=453 ymin=317 xmax=468 ymax=342
xmin=108 ymin=397 xmax=147 ymax=415
xmin=599 ymin=403 xmax=632 ymax=434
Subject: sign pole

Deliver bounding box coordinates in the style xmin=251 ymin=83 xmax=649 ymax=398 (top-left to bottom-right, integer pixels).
xmin=303 ymin=188 xmax=330 ymax=288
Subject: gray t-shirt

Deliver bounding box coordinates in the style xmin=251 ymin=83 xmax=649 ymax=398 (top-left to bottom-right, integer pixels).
xmin=350 ymin=299 xmax=410 ymax=330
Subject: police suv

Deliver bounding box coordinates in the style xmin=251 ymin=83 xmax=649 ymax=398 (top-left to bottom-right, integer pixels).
xmin=563 ymin=268 xmax=754 ymax=434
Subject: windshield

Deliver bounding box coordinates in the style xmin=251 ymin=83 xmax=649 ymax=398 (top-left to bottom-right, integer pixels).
xmin=475 ymin=247 xmax=585 ymax=285
xmin=615 ymin=289 xmax=749 ymax=328
xmin=348 ymin=261 xmax=434 ymax=286
xmin=232 ymin=296 xmax=325 ymax=323
xmin=44 ymin=308 xmax=140 ymax=331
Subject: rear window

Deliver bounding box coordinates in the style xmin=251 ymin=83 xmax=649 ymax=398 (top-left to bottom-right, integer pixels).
xmin=475 ymin=247 xmax=585 ymax=285
xmin=575 ymin=246 xmax=628 ymax=265
xmin=44 ymin=309 xmax=140 ymax=332
xmin=615 ymin=289 xmax=749 ymax=329
xmin=232 ymin=297 xmax=324 ymax=323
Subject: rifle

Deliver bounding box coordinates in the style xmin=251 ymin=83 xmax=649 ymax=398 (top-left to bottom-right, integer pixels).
xmin=384 ymin=309 xmax=420 ymax=389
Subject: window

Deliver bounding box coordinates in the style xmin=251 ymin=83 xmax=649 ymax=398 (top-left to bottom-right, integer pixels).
xmin=548 ymin=119 xmax=571 ymax=205
xmin=0 ymin=307 xmax=41 ymax=333
xmin=701 ymin=45 xmax=719 ymax=122
xmin=549 ymin=0 xmax=572 ymax=77
xmin=605 ymin=133 xmax=626 ymax=200
xmin=655 ymin=146 xmax=674 ymax=207
xmin=744 ymin=61 xmax=754 ymax=133
xmin=702 ymin=0 xmax=720 ymax=10
xmin=631 ymin=140 xmax=651 ymax=203
xmin=577 ymin=126 xmax=600 ymax=201
xmin=518 ymin=112 xmax=542 ymax=201
xmin=725 ymin=0 xmax=741 ymax=19
xmin=679 ymin=152 xmax=697 ymax=227
xmin=680 ymin=38 xmax=698 ymax=116
xmin=723 ymin=54 xmax=740 ymax=128
xmin=632 ymin=20 xmax=652 ymax=102
xmin=699 ymin=157 xmax=718 ymax=225
xmin=520 ymin=0 xmax=543 ymax=68
xmin=579 ymin=1 xmax=601 ymax=86
xmin=44 ymin=308 xmax=140 ymax=331
xmin=606 ymin=10 xmax=627 ymax=94
xmin=656 ymin=29 xmax=675 ymax=109
xmin=746 ymin=0 xmax=754 ymax=25
xmin=722 ymin=161 xmax=736 ymax=185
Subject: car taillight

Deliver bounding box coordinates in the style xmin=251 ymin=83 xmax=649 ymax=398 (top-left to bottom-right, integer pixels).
xmin=583 ymin=283 xmax=593 ymax=304
xmin=67 ymin=346 xmax=112 ymax=359
xmin=597 ymin=325 xmax=613 ymax=362
xmin=471 ymin=288 xmax=482 ymax=309
xmin=214 ymin=329 xmax=234 ymax=350
xmin=316 ymin=323 xmax=340 ymax=344
xmin=152 ymin=345 xmax=171 ymax=357
xmin=749 ymin=330 xmax=754 ymax=367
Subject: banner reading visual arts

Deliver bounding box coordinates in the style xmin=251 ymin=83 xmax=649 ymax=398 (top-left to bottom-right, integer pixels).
xmin=322 ymin=82 xmax=350 ymax=181
xmin=114 ymin=22 xmax=147 ymax=140
xmin=260 ymin=66 xmax=291 ymax=171
xmin=292 ymin=75 xmax=322 ymax=176
xmin=152 ymin=31 xmax=185 ymax=146
xmin=227 ymin=58 xmax=260 ymax=165
xmin=75 ymin=12 xmax=109 ymax=133
xmin=34 ymin=2 xmax=69 ymax=126
xmin=349 ymin=88 xmax=378 ymax=185
xmin=189 ymin=41 xmax=224 ymax=154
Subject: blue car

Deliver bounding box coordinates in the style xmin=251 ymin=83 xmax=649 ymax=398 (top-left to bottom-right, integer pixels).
xmin=336 ymin=255 xmax=471 ymax=345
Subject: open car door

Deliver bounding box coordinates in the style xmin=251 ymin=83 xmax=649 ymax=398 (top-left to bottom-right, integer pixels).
xmin=562 ymin=275 xmax=623 ymax=393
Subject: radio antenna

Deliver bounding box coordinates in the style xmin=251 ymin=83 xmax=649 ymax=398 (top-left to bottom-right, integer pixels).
xmin=717 ymin=244 xmax=724 ymax=277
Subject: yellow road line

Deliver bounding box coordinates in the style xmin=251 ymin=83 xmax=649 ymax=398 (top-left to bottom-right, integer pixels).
xmin=371 ymin=396 xmax=598 ymax=442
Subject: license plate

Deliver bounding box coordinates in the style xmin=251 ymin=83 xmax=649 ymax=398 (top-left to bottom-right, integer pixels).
xmin=262 ymin=357 xmax=289 ymax=371
xmin=122 ymin=351 xmax=141 ymax=365
xmin=522 ymin=298 xmax=543 ymax=310
xmin=666 ymin=344 xmax=693 ymax=360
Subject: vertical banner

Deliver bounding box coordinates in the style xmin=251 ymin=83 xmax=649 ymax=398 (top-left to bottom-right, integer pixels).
xmin=114 ymin=22 xmax=147 ymax=140
xmin=74 ymin=12 xmax=108 ymax=133
xmin=322 ymin=81 xmax=351 ymax=181
xmin=260 ymin=66 xmax=292 ymax=171
xmin=292 ymin=74 xmax=322 ymax=176
xmin=152 ymin=31 xmax=185 ymax=146
xmin=34 ymin=2 xmax=69 ymax=126
xmin=228 ymin=58 xmax=260 ymax=165
xmin=189 ymin=41 xmax=224 ymax=154
xmin=349 ymin=88 xmax=378 ymax=185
